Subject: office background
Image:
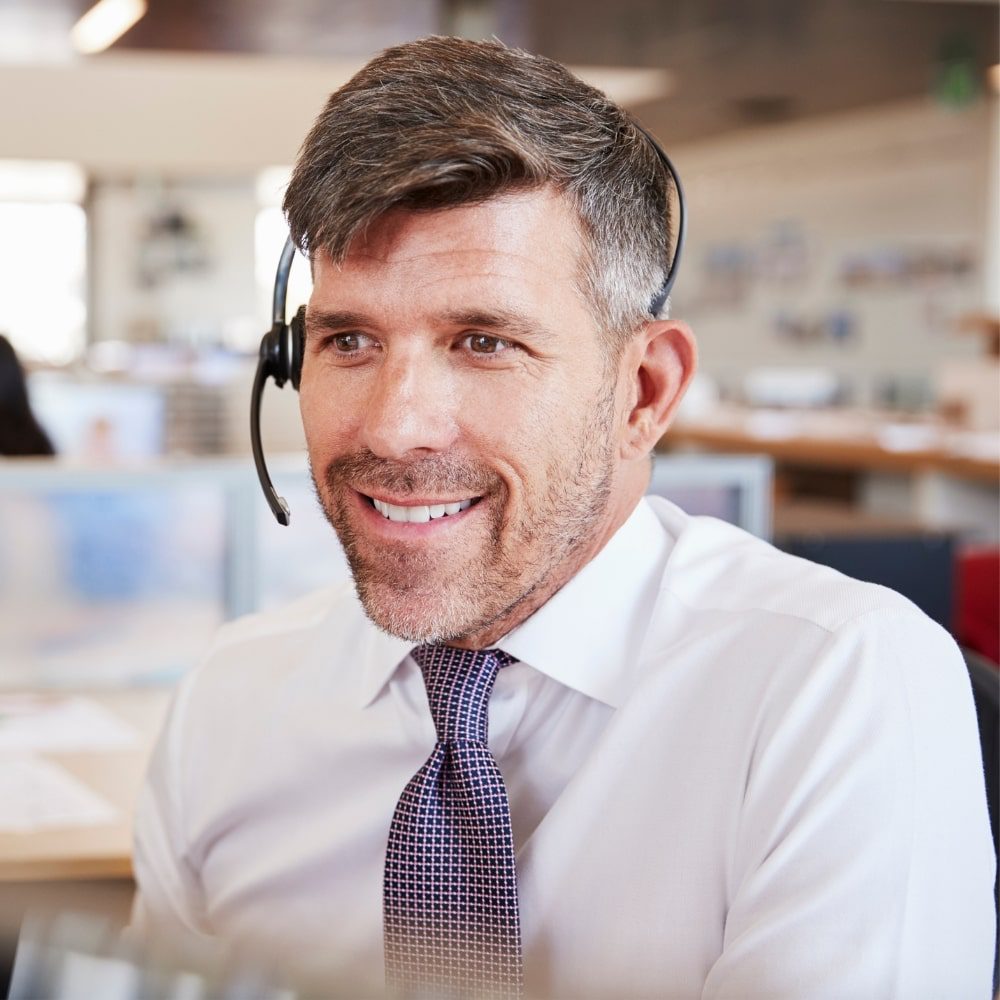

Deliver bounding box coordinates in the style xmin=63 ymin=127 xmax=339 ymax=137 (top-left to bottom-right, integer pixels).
xmin=0 ymin=0 xmax=997 ymax=993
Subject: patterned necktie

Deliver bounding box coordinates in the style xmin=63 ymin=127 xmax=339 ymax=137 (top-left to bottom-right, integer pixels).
xmin=384 ymin=645 xmax=523 ymax=999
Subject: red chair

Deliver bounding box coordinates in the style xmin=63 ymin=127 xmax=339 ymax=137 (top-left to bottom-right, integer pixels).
xmin=956 ymin=547 xmax=1000 ymax=666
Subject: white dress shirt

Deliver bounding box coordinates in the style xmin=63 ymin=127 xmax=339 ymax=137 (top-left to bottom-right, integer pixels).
xmin=132 ymin=496 xmax=996 ymax=998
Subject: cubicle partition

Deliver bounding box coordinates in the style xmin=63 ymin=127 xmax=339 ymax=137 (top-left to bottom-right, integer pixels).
xmin=0 ymin=453 xmax=772 ymax=688
xmin=1 ymin=460 xmax=251 ymax=689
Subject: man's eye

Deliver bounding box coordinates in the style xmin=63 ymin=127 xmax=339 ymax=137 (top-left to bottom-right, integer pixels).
xmin=332 ymin=332 xmax=366 ymax=352
xmin=464 ymin=334 xmax=509 ymax=355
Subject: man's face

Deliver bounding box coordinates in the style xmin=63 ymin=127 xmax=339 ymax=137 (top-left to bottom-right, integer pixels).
xmin=300 ymin=188 xmax=646 ymax=647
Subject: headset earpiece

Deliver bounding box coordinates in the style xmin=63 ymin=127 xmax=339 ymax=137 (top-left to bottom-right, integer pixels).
xmin=257 ymin=303 xmax=304 ymax=390
xmin=258 ymin=321 xmax=288 ymax=386
xmin=289 ymin=305 xmax=305 ymax=391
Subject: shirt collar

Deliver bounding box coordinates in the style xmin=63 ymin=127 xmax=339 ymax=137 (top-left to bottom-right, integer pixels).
xmin=355 ymin=497 xmax=672 ymax=710
xmin=357 ymin=621 xmax=414 ymax=709
xmin=499 ymin=498 xmax=671 ymax=709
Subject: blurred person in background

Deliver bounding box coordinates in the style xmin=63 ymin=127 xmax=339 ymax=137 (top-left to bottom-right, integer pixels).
xmin=0 ymin=333 xmax=55 ymax=457
xmin=130 ymin=38 xmax=995 ymax=999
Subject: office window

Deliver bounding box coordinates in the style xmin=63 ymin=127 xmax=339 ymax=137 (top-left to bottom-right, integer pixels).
xmin=0 ymin=161 xmax=87 ymax=364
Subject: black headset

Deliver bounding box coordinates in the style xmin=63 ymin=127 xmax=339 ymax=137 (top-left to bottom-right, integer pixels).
xmin=251 ymin=128 xmax=687 ymax=526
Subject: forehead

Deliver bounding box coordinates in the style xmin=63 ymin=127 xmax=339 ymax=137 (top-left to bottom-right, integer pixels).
xmin=310 ymin=188 xmax=587 ymax=310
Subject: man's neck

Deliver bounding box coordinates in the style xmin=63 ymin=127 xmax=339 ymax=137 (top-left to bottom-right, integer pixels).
xmin=449 ymin=481 xmax=646 ymax=650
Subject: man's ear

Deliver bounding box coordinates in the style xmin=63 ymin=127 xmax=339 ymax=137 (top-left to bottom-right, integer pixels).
xmin=620 ymin=320 xmax=698 ymax=461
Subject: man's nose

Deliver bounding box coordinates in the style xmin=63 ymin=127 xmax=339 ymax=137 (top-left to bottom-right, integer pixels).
xmin=358 ymin=356 xmax=459 ymax=460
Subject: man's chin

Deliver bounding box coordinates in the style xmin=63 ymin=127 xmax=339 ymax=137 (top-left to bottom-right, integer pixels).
xmin=355 ymin=586 xmax=470 ymax=645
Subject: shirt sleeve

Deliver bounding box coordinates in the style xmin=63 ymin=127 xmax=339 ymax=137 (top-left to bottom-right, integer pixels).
xmin=128 ymin=671 xmax=214 ymax=953
xmin=701 ymin=607 xmax=996 ymax=1000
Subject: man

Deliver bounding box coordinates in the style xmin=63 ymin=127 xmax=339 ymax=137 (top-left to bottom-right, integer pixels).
xmin=132 ymin=37 xmax=995 ymax=998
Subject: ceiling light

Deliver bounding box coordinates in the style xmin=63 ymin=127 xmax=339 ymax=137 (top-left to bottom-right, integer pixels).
xmin=71 ymin=0 xmax=147 ymax=56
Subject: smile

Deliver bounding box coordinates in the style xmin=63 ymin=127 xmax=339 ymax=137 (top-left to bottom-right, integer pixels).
xmin=365 ymin=495 xmax=478 ymax=524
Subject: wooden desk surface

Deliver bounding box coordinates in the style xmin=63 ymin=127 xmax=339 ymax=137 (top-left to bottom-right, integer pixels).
xmin=668 ymin=411 xmax=1000 ymax=484
xmin=0 ymin=689 xmax=171 ymax=883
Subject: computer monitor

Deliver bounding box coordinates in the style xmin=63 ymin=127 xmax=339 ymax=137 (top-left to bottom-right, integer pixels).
xmin=649 ymin=452 xmax=773 ymax=539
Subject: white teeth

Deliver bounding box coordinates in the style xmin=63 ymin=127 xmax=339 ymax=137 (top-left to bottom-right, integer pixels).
xmin=371 ymin=497 xmax=476 ymax=522
xmin=379 ymin=501 xmax=411 ymax=523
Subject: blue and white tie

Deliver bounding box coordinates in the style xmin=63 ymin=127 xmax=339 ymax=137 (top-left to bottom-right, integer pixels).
xmin=384 ymin=645 xmax=523 ymax=998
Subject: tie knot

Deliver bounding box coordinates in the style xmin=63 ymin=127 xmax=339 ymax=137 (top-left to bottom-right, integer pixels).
xmin=411 ymin=645 xmax=515 ymax=743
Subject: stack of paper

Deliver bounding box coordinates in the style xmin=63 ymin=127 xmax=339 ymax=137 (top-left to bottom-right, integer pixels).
xmin=0 ymin=695 xmax=138 ymax=832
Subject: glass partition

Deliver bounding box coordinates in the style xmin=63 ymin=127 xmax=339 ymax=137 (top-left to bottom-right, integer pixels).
xmin=0 ymin=453 xmax=771 ymax=688
xmin=0 ymin=462 xmax=244 ymax=688
xmin=253 ymin=456 xmax=352 ymax=611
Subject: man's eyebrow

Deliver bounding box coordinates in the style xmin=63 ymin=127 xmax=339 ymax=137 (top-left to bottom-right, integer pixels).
xmin=305 ymin=310 xmax=372 ymax=335
xmin=306 ymin=307 xmax=552 ymax=342
xmin=439 ymin=309 xmax=550 ymax=342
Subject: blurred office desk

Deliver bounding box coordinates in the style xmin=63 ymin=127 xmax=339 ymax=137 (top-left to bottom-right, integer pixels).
xmin=0 ymin=689 xmax=171 ymax=995
xmin=667 ymin=406 xmax=1000 ymax=541
xmin=0 ymin=689 xmax=170 ymax=883
xmin=670 ymin=406 xmax=999 ymax=481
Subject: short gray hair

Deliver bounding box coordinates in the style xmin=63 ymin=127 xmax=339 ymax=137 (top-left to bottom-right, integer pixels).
xmin=284 ymin=36 xmax=674 ymax=346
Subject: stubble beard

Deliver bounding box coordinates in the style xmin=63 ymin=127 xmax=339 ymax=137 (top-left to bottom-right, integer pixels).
xmin=313 ymin=391 xmax=617 ymax=645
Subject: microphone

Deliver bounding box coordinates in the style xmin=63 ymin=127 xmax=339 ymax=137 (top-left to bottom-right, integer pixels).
xmin=250 ymin=350 xmax=291 ymax=526
xmin=250 ymin=237 xmax=299 ymax=526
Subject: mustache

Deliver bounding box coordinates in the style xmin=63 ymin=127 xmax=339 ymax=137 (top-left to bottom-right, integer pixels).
xmin=323 ymin=449 xmax=503 ymax=498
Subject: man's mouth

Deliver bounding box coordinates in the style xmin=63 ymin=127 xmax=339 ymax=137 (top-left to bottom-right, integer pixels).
xmin=362 ymin=494 xmax=480 ymax=524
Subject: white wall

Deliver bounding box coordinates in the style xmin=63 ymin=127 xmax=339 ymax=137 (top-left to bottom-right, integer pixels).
xmin=89 ymin=176 xmax=258 ymax=346
xmin=672 ymin=98 xmax=993 ymax=405
xmin=79 ymin=93 xmax=995 ymax=417
xmin=0 ymin=52 xmax=670 ymax=175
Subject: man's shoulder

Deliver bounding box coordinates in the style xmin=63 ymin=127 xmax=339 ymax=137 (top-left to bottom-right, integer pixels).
xmin=178 ymin=580 xmax=372 ymax=706
xmin=650 ymin=496 xmax=921 ymax=636
xmin=210 ymin=580 xmax=360 ymax=655
xmin=643 ymin=498 xmax=971 ymax=751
